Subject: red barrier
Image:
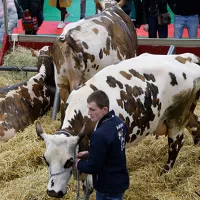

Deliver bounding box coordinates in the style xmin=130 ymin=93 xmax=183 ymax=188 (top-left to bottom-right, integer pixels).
xmin=0 ymin=34 xmax=9 ymax=65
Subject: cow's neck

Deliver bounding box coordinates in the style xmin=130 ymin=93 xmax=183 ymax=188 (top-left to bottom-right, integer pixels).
xmin=62 ymin=117 xmax=96 ymax=152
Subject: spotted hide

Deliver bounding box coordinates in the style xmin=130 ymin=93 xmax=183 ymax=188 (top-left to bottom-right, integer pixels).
xmin=52 ymin=0 xmax=137 ymax=122
xmin=36 ymin=53 xmax=200 ymax=198
xmin=0 ymin=46 xmax=55 ymax=141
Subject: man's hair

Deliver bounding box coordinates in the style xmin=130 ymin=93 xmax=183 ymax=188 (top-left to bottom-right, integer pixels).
xmin=87 ymin=90 xmax=109 ymax=109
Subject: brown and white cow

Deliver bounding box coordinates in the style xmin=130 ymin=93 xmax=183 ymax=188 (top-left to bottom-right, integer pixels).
xmin=52 ymin=0 xmax=137 ymax=122
xmin=0 ymin=46 xmax=55 ymax=141
xmin=36 ymin=53 xmax=200 ymax=198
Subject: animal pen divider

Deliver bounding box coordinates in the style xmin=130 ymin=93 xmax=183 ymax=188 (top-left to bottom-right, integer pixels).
xmin=1 ymin=34 xmax=200 ymax=120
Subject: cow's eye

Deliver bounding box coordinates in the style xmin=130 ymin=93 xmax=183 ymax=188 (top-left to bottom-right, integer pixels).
xmin=43 ymin=155 xmax=49 ymax=166
xmin=64 ymin=158 xmax=74 ymax=168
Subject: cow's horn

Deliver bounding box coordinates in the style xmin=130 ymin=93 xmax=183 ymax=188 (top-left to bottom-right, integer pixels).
xmin=117 ymin=0 xmax=126 ymax=8
xmin=77 ymin=123 xmax=86 ymax=143
xmin=94 ymin=0 xmax=103 ymax=11
xmin=36 ymin=121 xmax=46 ymax=140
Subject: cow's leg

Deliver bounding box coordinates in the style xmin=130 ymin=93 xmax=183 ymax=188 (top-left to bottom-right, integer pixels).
xmin=186 ymin=113 xmax=200 ymax=145
xmin=82 ymin=174 xmax=93 ymax=200
xmin=58 ymin=85 xmax=70 ymax=125
xmin=162 ymin=127 xmax=184 ymax=174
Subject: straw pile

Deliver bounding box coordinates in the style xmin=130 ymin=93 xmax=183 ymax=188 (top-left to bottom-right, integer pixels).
xmin=0 ymin=105 xmax=200 ymax=200
xmin=1 ymin=47 xmax=200 ymax=199
xmin=0 ymin=45 xmax=37 ymax=87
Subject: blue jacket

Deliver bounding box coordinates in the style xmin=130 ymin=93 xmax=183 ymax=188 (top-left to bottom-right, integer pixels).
xmin=77 ymin=110 xmax=129 ymax=194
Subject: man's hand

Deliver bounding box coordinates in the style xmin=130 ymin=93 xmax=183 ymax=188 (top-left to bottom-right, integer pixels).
xmin=143 ymin=24 xmax=149 ymax=32
xmin=73 ymin=158 xmax=80 ymax=170
xmin=77 ymin=151 xmax=89 ymax=159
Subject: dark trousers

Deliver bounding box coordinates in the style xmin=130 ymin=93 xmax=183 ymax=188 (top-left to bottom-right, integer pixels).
xmin=148 ymin=15 xmax=168 ymax=38
xmin=25 ymin=11 xmax=44 ymax=35
xmin=56 ymin=0 xmax=67 ymax=21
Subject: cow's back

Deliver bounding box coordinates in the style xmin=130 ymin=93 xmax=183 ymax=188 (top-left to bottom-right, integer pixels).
xmin=63 ymin=53 xmax=200 ymax=145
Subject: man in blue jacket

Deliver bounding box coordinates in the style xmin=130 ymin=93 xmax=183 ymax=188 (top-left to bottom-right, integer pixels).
xmin=74 ymin=90 xmax=129 ymax=200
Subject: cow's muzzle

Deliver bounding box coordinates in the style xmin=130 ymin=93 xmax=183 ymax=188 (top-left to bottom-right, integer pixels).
xmin=47 ymin=190 xmax=65 ymax=198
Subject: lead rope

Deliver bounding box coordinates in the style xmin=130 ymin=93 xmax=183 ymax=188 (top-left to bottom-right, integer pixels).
xmin=75 ymin=147 xmax=81 ymax=200
xmin=76 ymin=169 xmax=81 ymax=200
xmin=75 ymin=149 xmax=89 ymax=200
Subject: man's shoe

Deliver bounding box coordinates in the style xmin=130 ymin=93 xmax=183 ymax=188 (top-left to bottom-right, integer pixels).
xmin=57 ymin=21 xmax=65 ymax=29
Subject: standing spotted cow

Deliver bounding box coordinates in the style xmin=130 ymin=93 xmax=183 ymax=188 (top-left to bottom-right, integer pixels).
xmin=52 ymin=0 xmax=137 ymax=122
xmin=36 ymin=53 xmax=200 ymax=198
xmin=0 ymin=46 xmax=55 ymax=141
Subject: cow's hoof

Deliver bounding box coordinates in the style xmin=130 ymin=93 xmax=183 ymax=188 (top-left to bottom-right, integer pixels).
xmin=193 ymin=137 xmax=200 ymax=145
xmin=160 ymin=166 xmax=170 ymax=175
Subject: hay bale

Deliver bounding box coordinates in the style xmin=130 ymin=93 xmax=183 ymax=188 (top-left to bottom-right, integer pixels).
xmin=0 ymin=46 xmax=37 ymax=87
xmin=0 ymin=107 xmax=200 ymax=200
xmin=3 ymin=45 xmax=37 ymax=67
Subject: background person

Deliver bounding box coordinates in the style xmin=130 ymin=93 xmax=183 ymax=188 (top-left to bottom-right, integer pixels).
xmin=18 ymin=0 xmax=44 ymax=35
xmin=116 ymin=0 xmax=132 ymax=16
xmin=0 ymin=0 xmax=18 ymax=41
xmin=74 ymin=90 xmax=129 ymax=200
xmin=80 ymin=0 xmax=97 ymax=19
xmin=49 ymin=0 xmax=71 ymax=29
xmin=130 ymin=0 xmax=143 ymax=29
xmin=142 ymin=0 xmax=169 ymax=38
xmin=168 ymin=0 xmax=200 ymax=39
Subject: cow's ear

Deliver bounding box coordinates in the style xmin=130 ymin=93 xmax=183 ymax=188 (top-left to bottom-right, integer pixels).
xmin=117 ymin=0 xmax=126 ymax=8
xmin=77 ymin=124 xmax=86 ymax=143
xmin=94 ymin=0 xmax=102 ymax=11
xmin=49 ymin=46 xmax=53 ymax=57
xmin=35 ymin=121 xmax=48 ymax=141
xmin=31 ymin=49 xmax=39 ymax=57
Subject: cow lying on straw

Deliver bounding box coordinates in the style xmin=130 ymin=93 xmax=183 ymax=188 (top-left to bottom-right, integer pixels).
xmin=0 ymin=46 xmax=55 ymax=141
xmin=36 ymin=53 xmax=200 ymax=199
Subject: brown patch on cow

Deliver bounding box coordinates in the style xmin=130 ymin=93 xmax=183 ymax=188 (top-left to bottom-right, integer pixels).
xmin=90 ymin=84 xmax=98 ymax=91
xmin=129 ymin=69 xmax=145 ymax=82
xmin=143 ymin=73 xmax=156 ymax=82
xmin=92 ymin=7 xmax=137 ymax=59
xmin=0 ymin=125 xmax=6 ymax=136
xmin=66 ymin=110 xmax=95 ymax=151
xmin=164 ymin=89 xmax=194 ymax=126
xmin=120 ymin=71 xmax=132 ymax=80
xmin=91 ymin=64 xmax=99 ymax=70
xmin=154 ymin=121 xmax=167 ymax=138
xmin=106 ymin=76 xmax=123 ymax=89
xmin=99 ymin=49 xmax=103 ymax=59
xmin=117 ymin=99 xmax=123 ymax=108
xmin=92 ymin=28 xmax=99 ymax=34
xmin=115 ymin=80 xmax=160 ymax=143
xmin=169 ymin=72 xmax=178 ymax=86
xmin=64 ymin=33 xmax=96 ymax=70
xmin=102 ymin=37 xmax=111 ymax=56
xmin=182 ymin=72 xmax=187 ymax=80
xmin=82 ymin=42 xmax=89 ymax=49
xmin=132 ymin=86 xmax=143 ymax=97
xmin=175 ymin=56 xmax=192 ymax=64
xmin=53 ymin=40 xmax=70 ymax=75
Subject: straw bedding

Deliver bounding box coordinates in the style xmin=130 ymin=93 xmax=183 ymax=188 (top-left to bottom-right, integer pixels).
xmin=0 ymin=46 xmax=37 ymax=87
xmin=0 ymin=46 xmax=200 ymax=200
xmin=0 ymin=109 xmax=200 ymax=200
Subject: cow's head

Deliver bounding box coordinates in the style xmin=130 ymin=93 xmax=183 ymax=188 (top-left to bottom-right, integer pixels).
xmin=36 ymin=122 xmax=85 ymax=198
xmin=94 ymin=0 xmax=126 ymax=12
xmin=32 ymin=46 xmax=55 ymax=88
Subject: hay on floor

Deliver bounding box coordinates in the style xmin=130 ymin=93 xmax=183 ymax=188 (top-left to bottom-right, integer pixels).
xmin=0 ymin=45 xmax=37 ymax=87
xmin=0 ymin=106 xmax=200 ymax=200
